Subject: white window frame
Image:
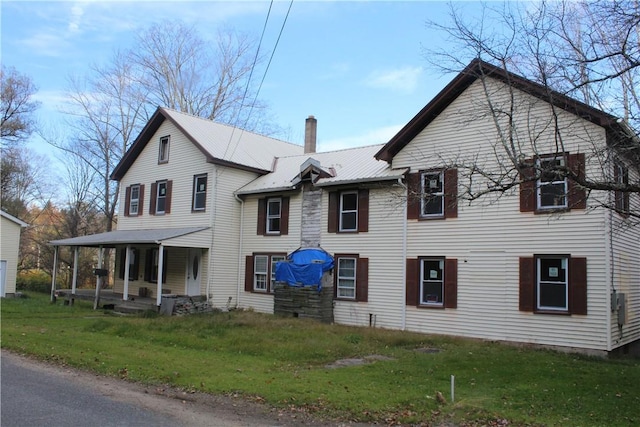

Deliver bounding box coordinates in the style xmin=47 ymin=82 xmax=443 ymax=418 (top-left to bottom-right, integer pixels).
xmin=159 ymin=136 xmax=170 ymax=163
xmin=271 ymin=255 xmax=286 ymax=287
xmin=254 ymin=255 xmax=269 ymax=292
xmin=536 ymin=256 xmax=568 ymax=311
xmin=420 ymin=258 xmax=444 ymax=306
xmin=537 ymin=156 xmax=567 ymax=210
xmin=339 ymin=191 xmax=358 ymax=232
xmin=156 ymin=181 xmax=167 ymax=214
xmin=192 ymin=174 xmax=207 ymax=211
xmin=129 ymin=184 xmax=140 ymax=216
xmin=266 ymin=197 xmax=281 ymax=234
xmin=421 ymin=171 xmax=444 ymax=217
xmin=337 ymin=257 xmax=357 ymax=299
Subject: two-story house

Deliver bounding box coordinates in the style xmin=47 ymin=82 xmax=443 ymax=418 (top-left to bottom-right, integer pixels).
xmin=51 ymin=60 xmax=639 ymax=355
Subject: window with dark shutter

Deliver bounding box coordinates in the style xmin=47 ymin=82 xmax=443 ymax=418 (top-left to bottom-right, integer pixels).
xmin=405 ymin=258 xmax=419 ymax=306
xmin=245 ymin=255 xmax=254 ymax=292
xmin=519 ymin=257 xmax=535 ymax=312
xmin=569 ymin=257 xmax=587 ymax=315
xmin=444 ymin=258 xmax=457 ymax=308
xmin=328 ymin=189 xmax=369 ymax=233
xmin=257 ymin=196 xmax=289 ymax=235
xmin=124 ymin=186 xmax=131 ymax=217
xmin=333 ymin=255 xmax=369 ymax=302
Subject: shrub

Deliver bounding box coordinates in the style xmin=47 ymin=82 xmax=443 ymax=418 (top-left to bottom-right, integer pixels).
xmin=17 ymin=270 xmax=52 ymax=294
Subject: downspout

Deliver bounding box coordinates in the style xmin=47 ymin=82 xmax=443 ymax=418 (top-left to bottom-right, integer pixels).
xmin=208 ymin=166 xmax=219 ymax=305
xmin=605 ymin=175 xmax=615 ymax=351
xmin=398 ymin=177 xmax=408 ymax=331
xmin=234 ymin=192 xmax=245 ymax=310
xmin=50 ymin=246 xmax=59 ymax=302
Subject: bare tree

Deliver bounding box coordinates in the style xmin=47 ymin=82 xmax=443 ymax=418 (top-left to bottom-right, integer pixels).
xmin=1 ymin=65 xmax=40 ymax=146
xmin=422 ymin=0 xmax=640 ymax=220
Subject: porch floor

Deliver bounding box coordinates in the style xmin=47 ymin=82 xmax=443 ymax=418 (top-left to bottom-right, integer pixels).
xmin=54 ymin=288 xmax=158 ymax=313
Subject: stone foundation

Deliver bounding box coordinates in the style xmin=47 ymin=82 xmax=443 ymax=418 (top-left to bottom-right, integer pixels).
xmin=273 ymin=272 xmax=334 ymax=323
xmin=160 ymin=295 xmax=216 ymax=316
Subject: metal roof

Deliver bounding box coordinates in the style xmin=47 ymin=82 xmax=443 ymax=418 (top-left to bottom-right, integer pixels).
xmin=161 ymin=108 xmax=303 ymax=172
xmin=236 ymin=144 xmax=407 ymax=195
xmin=49 ymin=227 xmax=209 ymax=247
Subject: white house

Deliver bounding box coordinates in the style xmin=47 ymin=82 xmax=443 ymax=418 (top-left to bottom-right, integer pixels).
xmin=50 ymin=60 xmax=639 ymax=355
xmin=1 ymin=210 xmax=28 ymax=297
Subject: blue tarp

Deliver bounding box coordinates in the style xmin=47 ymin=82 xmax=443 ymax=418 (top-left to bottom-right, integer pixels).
xmin=274 ymin=248 xmax=334 ymax=290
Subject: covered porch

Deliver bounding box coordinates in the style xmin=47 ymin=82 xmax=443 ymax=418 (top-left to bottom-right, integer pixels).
xmin=49 ymin=227 xmax=210 ymax=309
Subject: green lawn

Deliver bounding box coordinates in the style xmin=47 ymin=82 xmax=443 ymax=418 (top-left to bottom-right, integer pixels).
xmin=1 ymin=293 xmax=638 ymax=426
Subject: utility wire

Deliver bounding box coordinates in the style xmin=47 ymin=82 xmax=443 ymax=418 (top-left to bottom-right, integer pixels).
xmin=224 ymin=0 xmax=295 ymax=166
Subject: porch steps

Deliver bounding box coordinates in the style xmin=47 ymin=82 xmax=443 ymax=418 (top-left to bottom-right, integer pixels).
xmin=111 ymin=300 xmax=158 ymax=315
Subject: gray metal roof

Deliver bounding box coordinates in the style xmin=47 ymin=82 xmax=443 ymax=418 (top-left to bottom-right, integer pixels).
xmin=236 ymin=144 xmax=408 ymax=195
xmin=49 ymin=227 xmax=209 ymax=247
xmin=162 ymin=108 xmax=304 ymax=171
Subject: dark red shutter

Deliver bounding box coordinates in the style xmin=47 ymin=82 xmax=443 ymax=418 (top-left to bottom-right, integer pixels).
xmin=165 ymin=180 xmax=173 ymax=214
xmin=570 ymin=257 xmax=587 ymax=315
xmin=358 ymin=189 xmax=369 ymax=232
xmin=519 ymin=257 xmax=535 ymax=311
xmin=245 ymin=255 xmax=254 ymax=292
xmin=406 ymin=173 xmax=420 ymax=220
xmin=138 ymin=184 xmax=145 ymax=216
xmin=568 ymin=153 xmax=586 ymax=209
xmin=356 ymin=257 xmax=369 ymax=302
xmin=124 ymin=186 xmax=131 ymax=217
xmin=257 ymin=199 xmax=266 ymax=235
xmin=144 ymin=249 xmax=153 ymax=281
xmin=280 ymin=197 xmax=289 ymax=235
xmin=149 ymin=182 xmax=157 ymax=215
xmin=406 ymin=258 xmax=419 ymax=306
xmin=520 ymin=160 xmax=536 ymax=212
xmin=328 ymin=191 xmax=338 ymax=233
xmin=444 ymin=169 xmax=458 ymax=218
xmin=444 ymin=258 xmax=458 ymax=308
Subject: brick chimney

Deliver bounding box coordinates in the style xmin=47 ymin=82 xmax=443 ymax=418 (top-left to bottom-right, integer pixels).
xmin=304 ymin=115 xmax=317 ymax=154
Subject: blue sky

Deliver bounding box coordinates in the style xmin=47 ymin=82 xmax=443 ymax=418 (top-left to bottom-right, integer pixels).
xmin=2 ymin=0 xmax=473 ymax=156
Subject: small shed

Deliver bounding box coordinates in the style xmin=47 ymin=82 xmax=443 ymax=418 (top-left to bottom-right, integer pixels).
xmin=0 ymin=210 xmax=28 ymax=297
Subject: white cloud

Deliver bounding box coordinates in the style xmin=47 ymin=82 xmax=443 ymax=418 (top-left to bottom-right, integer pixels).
xmin=318 ymin=124 xmax=401 ymax=152
xmin=364 ymin=66 xmax=423 ymax=93
xmin=68 ymin=3 xmax=85 ymax=33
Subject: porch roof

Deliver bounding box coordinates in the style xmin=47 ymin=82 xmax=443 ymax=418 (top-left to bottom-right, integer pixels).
xmin=49 ymin=227 xmax=209 ymax=248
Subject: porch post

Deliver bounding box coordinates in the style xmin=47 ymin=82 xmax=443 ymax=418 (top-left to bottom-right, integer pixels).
xmin=70 ymin=247 xmax=79 ymax=305
xmin=156 ymin=245 xmax=164 ymax=306
xmin=93 ymin=246 xmax=104 ymax=310
xmin=123 ymin=245 xmax=131 ymax=301
xmin=50 ymin=246 xmax=59 ymax=302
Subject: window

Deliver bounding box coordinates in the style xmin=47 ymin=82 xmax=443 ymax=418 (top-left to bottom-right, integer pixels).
xmin=333 ymin=254 xmax=369 ymax=302
xmin=406 ymin=257 xmax=457 ymax=308
xmin=158 ymin=136 xmax=170 ymax=163
xmin=614 ymin=161 xmax=629 ymax=214
xmin=129 ymin=185 xmax=140 ymax=216
xmin=254 ymin=255 xmax=268 ymax=291
xmin=420 ymin=258 xmax=444 ymax=306
xmin=421 ymin=172 xmax=444 ymax=216
xmin=266 ymin=198 xmax=281 ymax=234
xmin=337 ymin=257 xmax=357 ymax=299
xmin=150 ymin=180 xmax=172 ymax=215
xmin=257 ymin=197 xmax=289 ymax=235
xmin=406 ymin=169 xmax=457 ymax=220
xmin=124 ymin=184 xmax=144 ymax=217
xmin=519 ymin=255 xmax=587 ymax=315
xmin=520 ymin=153 xmax=586 ymax=212
xmin=328 ymin=189 xmax=369 ymax=233
xmin=244 ymin=253 xmax=287 ymax=293
xmin=144 ymin=248 xmax=167 ymax=283
xmin=192 ymin=174 xmax=207 ymax=212
xmin=339 ymin=191 xmax=358 ymax=231
xmin=118 ymin=247 xmax=139 ymax=281
xmin=537 ymin=156 xmax=567 ymax=209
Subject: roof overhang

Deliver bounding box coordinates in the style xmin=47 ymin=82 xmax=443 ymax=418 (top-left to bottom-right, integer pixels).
xmin=49 ymin=227 xmax=210 ymax=248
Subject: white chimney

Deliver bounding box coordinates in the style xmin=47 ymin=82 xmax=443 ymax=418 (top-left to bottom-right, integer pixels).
xmin=304 ymin=115 xmax=317 ymax=154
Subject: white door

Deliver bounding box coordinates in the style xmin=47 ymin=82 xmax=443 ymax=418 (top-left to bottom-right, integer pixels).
xmin=186 ymin=250 xmax=201 ymax=296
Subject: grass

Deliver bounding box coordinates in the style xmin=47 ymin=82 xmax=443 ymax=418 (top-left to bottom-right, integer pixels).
xmin=1 ymin=292 xmax=638 ymax=426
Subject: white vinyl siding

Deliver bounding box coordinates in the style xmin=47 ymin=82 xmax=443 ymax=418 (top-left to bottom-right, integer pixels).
xmin=391 ymin=78 xmax=613 ymax=352
xmin=0 ymin=215 xmax=24 ymax=296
